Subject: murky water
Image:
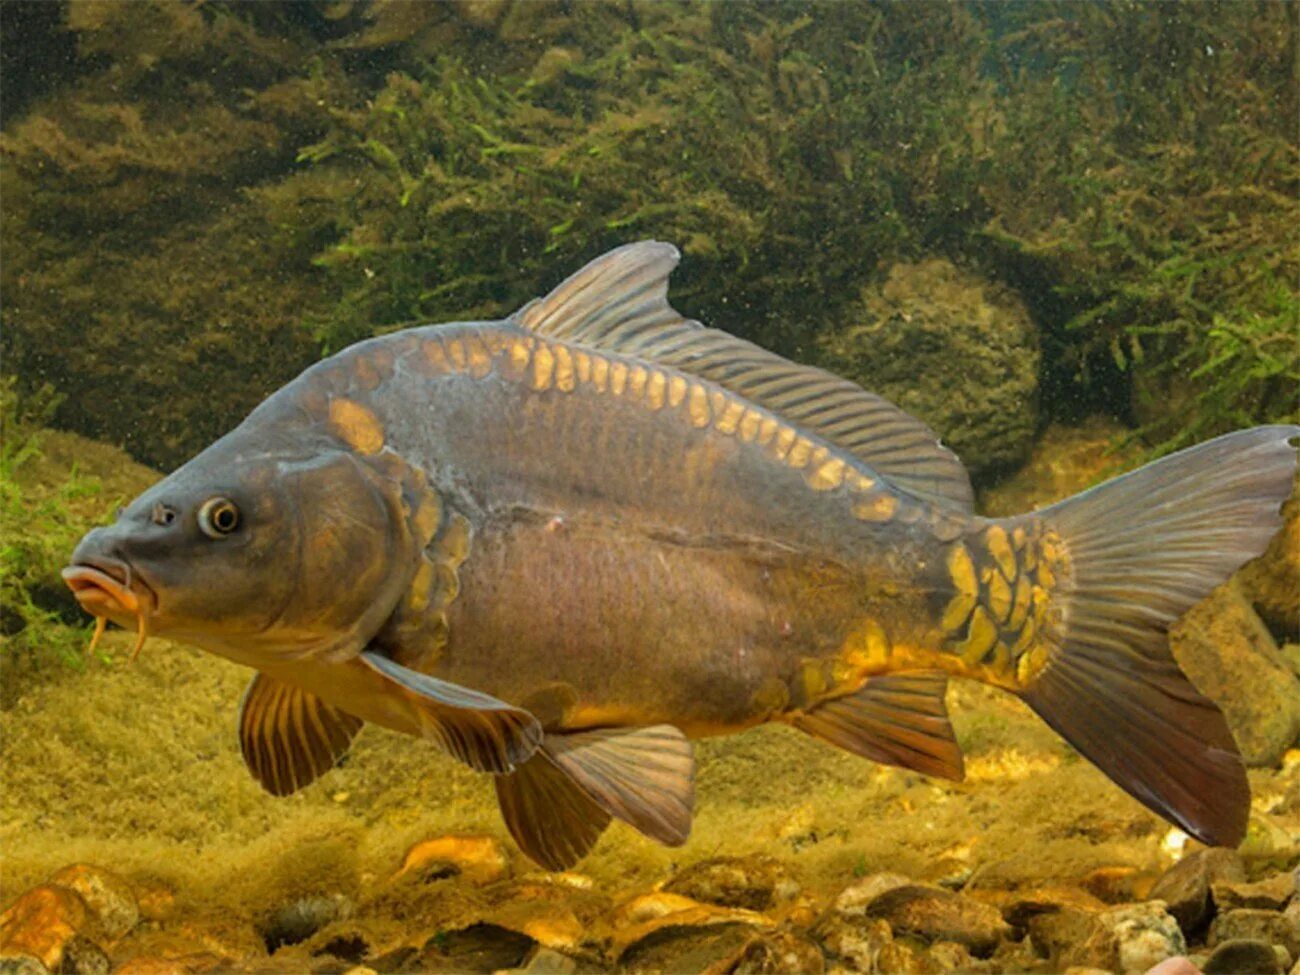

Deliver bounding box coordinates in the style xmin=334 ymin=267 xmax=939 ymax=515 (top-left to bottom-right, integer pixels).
xmin=2 ymin=4 xmax=1297 ymax=973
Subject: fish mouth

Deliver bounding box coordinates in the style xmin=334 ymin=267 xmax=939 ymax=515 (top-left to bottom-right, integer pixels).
xmin=62 ymin=558 xmax=157 ymax=661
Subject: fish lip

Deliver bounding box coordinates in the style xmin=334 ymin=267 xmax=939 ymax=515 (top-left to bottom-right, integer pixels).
xmin=61 ymin=558 xmax=156 ymax=617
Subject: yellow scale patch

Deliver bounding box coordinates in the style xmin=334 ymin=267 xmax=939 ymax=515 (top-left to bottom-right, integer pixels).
xmin=328 ymin=398 xmax=385 ymax=455
xmin=940 ymin=522 xmax=1070 ymax=685
xmin=435 ymin=329 xmax=899 ymax=519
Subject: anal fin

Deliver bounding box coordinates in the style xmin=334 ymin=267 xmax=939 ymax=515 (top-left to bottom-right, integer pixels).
xmin=239 ymin=673 xmax=364 ymax=796
xmin=790 ymin=673 xmax=965 ymax=781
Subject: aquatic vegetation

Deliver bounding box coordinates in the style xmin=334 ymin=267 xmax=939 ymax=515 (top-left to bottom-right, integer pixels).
xmin=0 ymin=382 xmax=103 ymax=678
xmin=5 ymin=2 xmax=1291 ymax=470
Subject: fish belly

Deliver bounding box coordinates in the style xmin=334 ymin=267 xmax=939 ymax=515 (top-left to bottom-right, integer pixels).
xmin=436 ymin=519 xmax=864 ymax=735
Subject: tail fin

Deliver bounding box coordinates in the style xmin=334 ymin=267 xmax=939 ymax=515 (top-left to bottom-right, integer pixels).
xmin=1018 ymin=425 xmax=1299 ymax=847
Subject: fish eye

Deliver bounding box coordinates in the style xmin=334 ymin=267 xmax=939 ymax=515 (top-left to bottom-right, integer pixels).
xmin=198 ymin=497 xmax=241 ymax=538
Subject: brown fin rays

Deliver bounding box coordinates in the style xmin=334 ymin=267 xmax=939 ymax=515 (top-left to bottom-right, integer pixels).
xmin=239 ymin=674 xmax=364 ymax=797
xmin=791 ymin=673 xmax=965 ymax=781
xmin=358 ymin=651 xmax=542 ymax=773
xmin=494 ymin=725 xmax=696 ymax=870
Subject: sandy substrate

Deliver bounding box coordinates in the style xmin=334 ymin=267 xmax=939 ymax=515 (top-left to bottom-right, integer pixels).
xmin=3 ymin=631 xmax=1297 ymax=922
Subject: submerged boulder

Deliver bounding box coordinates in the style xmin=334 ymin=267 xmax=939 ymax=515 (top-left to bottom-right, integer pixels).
xmin=819 ymin=259 xmax=1040 ymax=477
xmin=1169 ymin=580 xmax=1300 ymax=768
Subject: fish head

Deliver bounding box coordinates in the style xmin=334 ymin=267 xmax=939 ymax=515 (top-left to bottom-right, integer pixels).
xmin=64 ymin=434 xmax=432 ymax=664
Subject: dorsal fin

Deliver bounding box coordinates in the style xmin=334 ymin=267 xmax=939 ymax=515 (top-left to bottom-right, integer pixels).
xmin=513 ymin=242 xmax=974 ymax=511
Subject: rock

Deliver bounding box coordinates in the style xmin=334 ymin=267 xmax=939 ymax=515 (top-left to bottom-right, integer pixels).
xmin=662 ymin=856 xmax=800 ymax=912
xmin=1211 ymin=874 xmax=1294 ymax=912
xmin=877 ymin=938 xmax=923 ymax=975
xmin=818 ymin=258 xmax=1040 ymax=475
xmin=0 ymin=885 xmax=90 ymax=971
xmin=1148 ymin=848 xmax=1247 ymax=935
xmin=1203 ymin=939 xmax=1285 ymax=975
xmin=397 ymin=835 xmax=508 ymax=886
xmin=608 ymin=893 xmax=771 ymax=960
xmin=0 ymin=954 xmax=48 ymax=975
xmin=832 ymin=872 xmax=913 ymax=916
xmin=730 ymin=931 xmax=825 ymax=974
xmin=1210 ymin=909 xmax=1300 ymax=959
xmin=1169 ymin=580 xmax=1300 ymax=767
xmin=1102 ymin=902 xmax=1185 ymax=974
xmin=1028 ymin=908 xmax=1118 ymax=971
xmin=811 ymin=915 xmax=893 ymax=971
xmin=923 ymin=940 xmax=976 ymax=973
xmin=418 ymin=922 xmax=534 ymax=974
xmin=303 ymin=919 xmax=411 ymax=967
xmin=864 ymin=884 xmax=1011 ymax=957
xmin=112 ymin=915 xmax=264 ymax=971
xmin=1239 ymin=814 xmax=1298 ymax=869
xmin=58 ymin=935 xmax=110 ymax=975
xmin=618 ymin=922 xmax=758 ymax=974
xmin=48 ymin=865 xmax=140 ymax=942
xmin=1081 ymin=865 xmax=1155 ymax=905
xmin=112 ymin=956 xmax=204 ymax=974
xmin=132 ymin=882 xmax=177 ymax=925
xmin=1237 ymin=471 xmax=1300 ymax=638
xmin=257 ymin=894 xmax=352 ymax=953
xmin=499 ymin=947 xmax=578 ymax=975
xmin=993 ymin=885 xmax=1108 ymax=930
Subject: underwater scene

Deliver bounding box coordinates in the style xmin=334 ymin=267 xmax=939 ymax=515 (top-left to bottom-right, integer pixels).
xmin=2 ymin=3 xmax=1298 ymax=974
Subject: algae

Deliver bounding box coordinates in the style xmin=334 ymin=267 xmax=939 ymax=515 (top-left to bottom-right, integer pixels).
xmin=3 ymin=2 xmax=1294 ymax=471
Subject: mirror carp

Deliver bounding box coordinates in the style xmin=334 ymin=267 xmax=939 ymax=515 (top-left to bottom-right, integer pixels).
xmin=64 ymin=242 xmax=1300 ymax=869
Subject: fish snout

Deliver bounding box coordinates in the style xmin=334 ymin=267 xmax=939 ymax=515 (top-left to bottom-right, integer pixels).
xmin=63 ymin=528 xmax=155 ymax=621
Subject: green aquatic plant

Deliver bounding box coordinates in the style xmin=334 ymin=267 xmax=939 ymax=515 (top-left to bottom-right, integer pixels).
xmin=1 ymin=0 xmax=1295 ymax=473
xmin=0 ymin=381 xmax=106 ymax=676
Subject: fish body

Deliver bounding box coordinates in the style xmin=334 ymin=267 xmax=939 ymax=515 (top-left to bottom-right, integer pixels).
xmin=65 ymin=242 xmax=1300 ymax=869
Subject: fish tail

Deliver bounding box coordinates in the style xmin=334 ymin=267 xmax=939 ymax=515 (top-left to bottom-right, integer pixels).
xmin=1013 ymin=424 xmax=1299 ymax=846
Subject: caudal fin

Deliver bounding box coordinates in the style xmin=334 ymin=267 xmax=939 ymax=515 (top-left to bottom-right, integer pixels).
xmin=1018 ymin=425 xmax=1299 ymax=847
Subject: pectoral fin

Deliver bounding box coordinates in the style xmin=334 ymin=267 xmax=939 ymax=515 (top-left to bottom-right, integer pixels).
xmin=544 ymin=725 xmax=695 ymax=847
xmin=239 ymin=673 xmax=363 ymax=796
xmin=495 ymin=753 xmax=613 ymax=871
xmin=358 ymin=651 xmax=542 ymax=774
xmin=791 ymin=673 xmax=965 ymax=781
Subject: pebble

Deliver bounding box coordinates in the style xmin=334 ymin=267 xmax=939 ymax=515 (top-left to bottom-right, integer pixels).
xmin=1029 ymin=907 xmax=1118 ymax=971
xmin=661 ymin=855 xmax=800 ymax=912
xmin=1211 ymin=873 xmax=1294 ymax=912
xmin=1102 ymin=902 xmax=1186 ymax=974
xmin=811 ymin=915 xmax=892 ymax=972
xmin=980 ymin=884 xmax=1108 ymax=930
xmin=1210 ymin=908 xmax=1300 ymax=959
xmin=396 ymin=834 xmax=508 ymax=885
xmin=0 ymin=885 xmax=91 ymax=971
xmin=1148 ymin=848 xmax=1247 ymax=934
xmin=832 ymin=872 xmax=912 ymax=916
xmin=1202 ymin=938 xmax=1285 ymax=975
xmin=730 ymin=930 xmax=825 ymax=975
xmin=863 ymin=884 xmax=1011 ymax=957
xmin=59 ymin=935 xmax=111 ymax=975
xmin=47 ymin=865 xmax=140 ymax=942
xmin=418 ymin=922 xmax=534 ymax=973
xmin=608 ymin=892 xmax=771 ymax=958
xmin=257 ymin=893 xmax=351 ymax=953
xmin=1081 ymin=865 xmax=1154 ymax=904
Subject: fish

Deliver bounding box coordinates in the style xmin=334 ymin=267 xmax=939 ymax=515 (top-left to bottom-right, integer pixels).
xmin=64 ymin=241 xmax=1299 ymax=870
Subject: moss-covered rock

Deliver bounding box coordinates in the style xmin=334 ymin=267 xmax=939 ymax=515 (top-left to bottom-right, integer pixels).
xmin=819 ymin=259 xmax=1039 ymax=477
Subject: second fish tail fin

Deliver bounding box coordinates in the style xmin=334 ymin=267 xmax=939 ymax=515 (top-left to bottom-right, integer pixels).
xmin=1014 ymin=424 xmax=1299 ymax=847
